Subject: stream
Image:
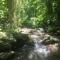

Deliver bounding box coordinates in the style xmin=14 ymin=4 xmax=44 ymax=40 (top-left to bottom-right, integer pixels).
xmin=10 ymin=28 xmax=60 ymax=60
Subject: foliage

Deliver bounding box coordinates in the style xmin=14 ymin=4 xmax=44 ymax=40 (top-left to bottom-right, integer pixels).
xmin=0 ymin=0 xmax=60 ymax=31
xmin=16 ymin=0 xmax=47 ymax=28
xmin=0 ymin=0 xmax=8 ymax=30
xmin=44 ymin=0 xmax=60 ymax=33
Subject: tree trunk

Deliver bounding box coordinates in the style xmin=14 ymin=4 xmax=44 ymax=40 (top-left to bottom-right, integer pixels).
xmin=7 ymin=0 xmax=16 ymax=32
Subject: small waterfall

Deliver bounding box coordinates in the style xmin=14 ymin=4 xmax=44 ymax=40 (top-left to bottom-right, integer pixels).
xmin=28 ymin=39 xmax=50 ymax=60
xmin=28 ymin=28 xmax=51 ymax=60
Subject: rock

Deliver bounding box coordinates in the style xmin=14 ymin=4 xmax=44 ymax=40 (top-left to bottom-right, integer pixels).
xmin=47 ymin=43 xmax=59 ymax=52
xmin=0 ymin=42 xmax=11 ymax=52
xmin=38 ymin=28 xmax=44 ymax=32
xmin=21 ymin=28 xmax=33 ymax=34
xmin=0 ymin=51 xmax=15 ymax=60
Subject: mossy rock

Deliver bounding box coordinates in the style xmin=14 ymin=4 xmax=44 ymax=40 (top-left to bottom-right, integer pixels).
xmin=0 ymin=51 xmax=15 ymax=60
xmin=0 ymin=42 xmax=11 ymax=52
xmin=0 ymin=37 xmax=16 ymax=51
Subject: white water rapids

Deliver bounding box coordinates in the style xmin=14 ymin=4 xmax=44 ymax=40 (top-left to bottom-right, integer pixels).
xmin=28 ymin=35 xmax=50 ymax=60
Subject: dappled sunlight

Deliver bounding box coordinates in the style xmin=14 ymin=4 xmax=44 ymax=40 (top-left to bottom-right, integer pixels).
xmin=0 ymin=0 xmax=60 ymax=60
xmin=0 ymin=32 xmax=7 ymax=38
xmin=21 ymin=28 xmax=32 ymax=34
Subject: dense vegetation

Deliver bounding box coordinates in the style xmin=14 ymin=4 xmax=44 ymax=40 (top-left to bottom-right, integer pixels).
xmin=0 ymin=0 xmax=60 ymax=60
xmin=0 ymin=0 xmax=60 ymax=32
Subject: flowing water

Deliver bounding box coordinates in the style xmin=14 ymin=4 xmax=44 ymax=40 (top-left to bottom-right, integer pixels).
xmin=10 ymin=28 xmax=60 ymax=60
xmin=11 ymin=42 xmax=51 ymax=60
xmin=28 ymin=41 xmax=50 ymax=60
